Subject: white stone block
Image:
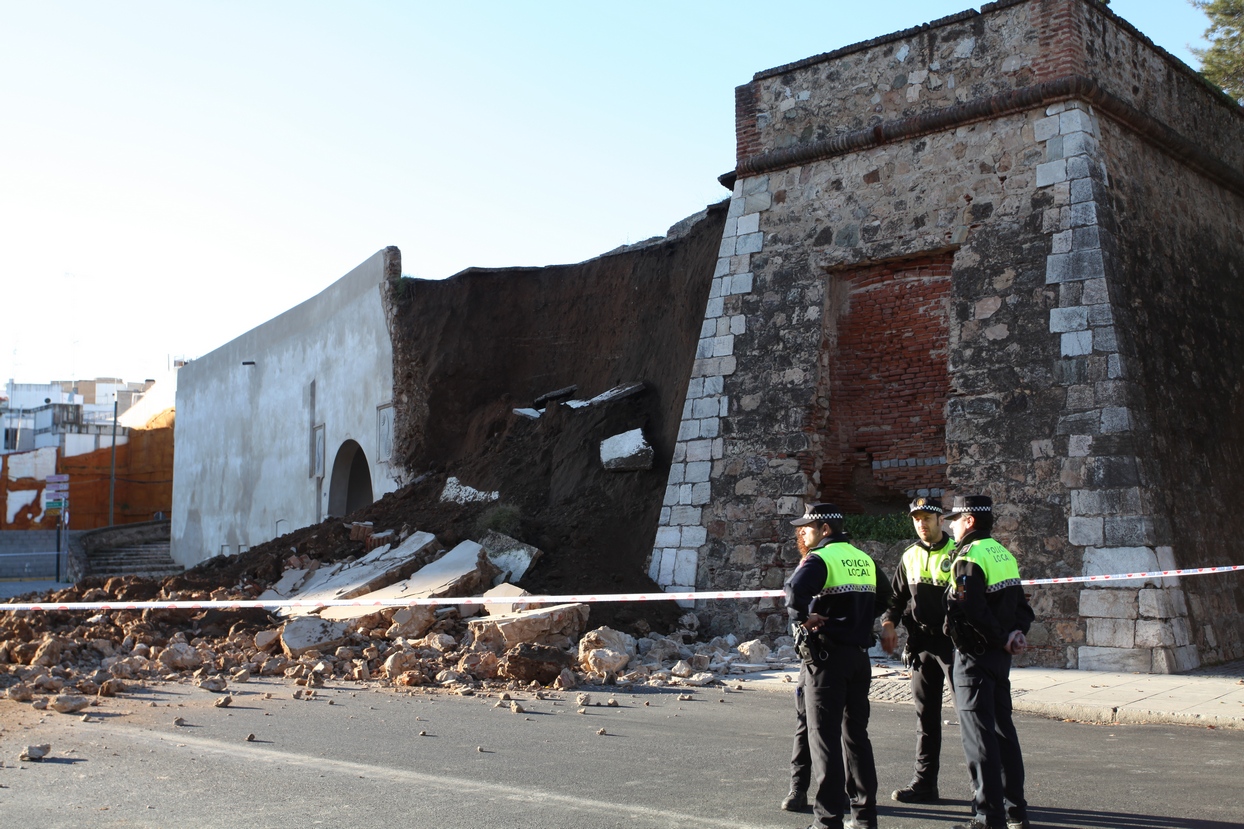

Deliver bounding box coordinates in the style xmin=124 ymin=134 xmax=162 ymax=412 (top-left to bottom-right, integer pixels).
xmin=704 ymin=375 xmax=724 ymax=395
xmin=1061 ymin=330 xmax=1093 ymax=356
xmin=668 ymin=463 xmax=685 ymax=484
xmin=700 ymin=417 xmax=720 ymax=438
xmin=655 ymin=526 xmax=682 ymax=548
xmin=669 ymin=506 xmax=701 ymax=526
xmin=736 ymin=213 xmax=760 ymax=235
xmin=658 ymin=549 xmax=676 ymax=585
xmin=1051 ymin=229 xmax=1072 ymax=254
xmin=1068 ymin=434 xmax=1092 ymax=457
xmin=685 ymin=461 xmax=711 ymax=484
xmin=678 ymin=483 xmax=692 ymax=504
xmin=718 ymin=237 xmax=735 ymax=258
xmin=673 ymin=549 xmax=698 ymax=585
xmin=693 ymin=397 xmax=719 ymax=419
xmin=1086 ymin=617 xmax=1135 ymax=648
xmin=677 ymin=420 xmax=700 ymax=442
xmin=1050 ymin=306 xmax=1088 ymax=333
xmin=714 ymin=257 xmax=731 ymax=277
xmin=691 ymin=482 xmax=712 ymax=505
xmin=731 ymin=272 xmax=754 ymax=294
xmin=1068 ymin=516 xmax=1103 ymax=546
xmin=719 ymin=396 xmax=730 ymax=417
xmin=712 ymin=335 xmax=735 ymax=357
xmin=705 ymin=296 xmax=724 ymax=318
xmin=648 ymin=552 xmax=661 ymax=582
xmin=1079 ymin=588 xmax=1138 ymax=619
xmin=1077 ymin=646 xmax=1151 ymax=672
xmin=730 ymin=314 xmax=746 ymax=335
xmin=735 ymin=232 xmax=764 ymax=255
xmin=1036 ymin=159 xmax=1068 ymax=187
xmin=721 ymin=217 xmax=738 ymax=239
xmin=1134 ymin=619 xmax=1174 ymax=648
xmin=1139 ymin=587 xmax=1187 ymax=619
xmin=682 ymin=526 xmax=708 ymax=548
xmin=1034 ymin=114 xmax=1061 ymax=142
xmin=1083 ymin=546 xmax=1159 ymax=587
xmin=685 ymin=439 xmax=713 ymax=462
xmin=1060 ymin=108 xmax=1094 ymax=134
xmin=662 ymin=485 xmax=679 ymax=507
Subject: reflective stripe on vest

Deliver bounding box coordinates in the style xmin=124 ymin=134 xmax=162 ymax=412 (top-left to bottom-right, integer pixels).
xmin=811 ymin=542 xmax=877 ymax=595
xmin=957 ymin=538 xmax=1021 ymax=593
xmin=902 ymin=537 xmax=956 ymax=588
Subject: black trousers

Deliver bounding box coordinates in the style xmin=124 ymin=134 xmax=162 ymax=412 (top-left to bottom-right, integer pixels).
xmin=909 ymin=643 xmax=955 ymax=789
xmin=804 ymin=645 xmax=877 ymax=828
xmin=953 ymin=648 xmax=1027 ymax=826
xmin=791 ymin=662 xmax=811 ymax=793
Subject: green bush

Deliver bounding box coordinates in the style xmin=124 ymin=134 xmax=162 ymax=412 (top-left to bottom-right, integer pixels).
xmin=844 ymin=513 xmax=911 ymax=543
xmin=474 ymin=503 xmax=523 ymax=539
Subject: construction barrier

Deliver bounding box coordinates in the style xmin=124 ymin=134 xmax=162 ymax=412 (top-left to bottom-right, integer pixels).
xmin=1 ymin=565 xmax=1242 ymax=613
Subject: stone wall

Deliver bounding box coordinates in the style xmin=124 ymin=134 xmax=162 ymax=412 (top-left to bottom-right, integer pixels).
xmin=650 ymin=0 xmax=1244 ymax=670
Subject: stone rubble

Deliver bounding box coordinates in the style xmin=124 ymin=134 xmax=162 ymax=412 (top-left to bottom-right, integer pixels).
xmin=0 ymin=542 xmax=812 ymax=725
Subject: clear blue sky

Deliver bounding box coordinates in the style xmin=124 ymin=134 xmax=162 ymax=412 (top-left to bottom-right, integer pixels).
xmin=0 ymin=1 xmax=1214 ymax=386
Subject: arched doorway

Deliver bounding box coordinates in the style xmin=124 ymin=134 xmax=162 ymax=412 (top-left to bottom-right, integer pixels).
xmin=327 ymin=440 xmax=374 ymax=518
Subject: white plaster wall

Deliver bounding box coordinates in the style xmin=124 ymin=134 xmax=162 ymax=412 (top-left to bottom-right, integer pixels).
xmin=171 ymin=248 xmax=400 ymax=568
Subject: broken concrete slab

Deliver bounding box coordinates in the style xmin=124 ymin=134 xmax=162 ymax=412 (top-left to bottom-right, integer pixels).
xmin=320 ymin=541 xmax=501 ymax=623
xmin=600 ymin=428 xmax=653 ymax=471
xmin=512 ymin=407 xmax=542 ymax=420
xmin=280 ymin=617 xmax=350 ymax=658
xmin=276 ymin=531 xmax=440 ymax=616
xmin=532 ymin=384 xmax=577 ymax=406
xmin=480 ymin=583 xmax=536 ymax=615
xmin=257 ymin=568 xmax=311 ymax=602
xmin=587 ymin=381 xmax=645 ymax=406
xmin=467 ymin=602 xmax=589 ymax=653
xmin=384 ymin=605 xmax=437 ymax=639
xmin=478 ymin=531 xmax=542 ymax=586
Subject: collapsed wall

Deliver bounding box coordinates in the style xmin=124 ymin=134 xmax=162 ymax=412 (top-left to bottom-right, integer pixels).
xmin=651 ymin=0 xmax=1244 ymax=670
xmin=386 ymin=204 xmax=728 ymax=607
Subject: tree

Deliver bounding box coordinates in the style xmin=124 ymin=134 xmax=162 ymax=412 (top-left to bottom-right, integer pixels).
xmin=1190 ymin=0 xmax=1244 ymax=103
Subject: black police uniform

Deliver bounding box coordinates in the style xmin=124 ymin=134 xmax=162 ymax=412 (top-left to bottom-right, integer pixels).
xmin=786 ymin=522 xmax=892 ymax=829
xmin=883 ymin=518 xmax=956 ymax=799
xmin=944 ymin=499 xmax=1035 ymax=829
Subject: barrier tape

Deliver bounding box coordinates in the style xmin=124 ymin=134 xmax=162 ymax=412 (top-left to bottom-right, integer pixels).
xmin=1 ymin=565 xmax=1241 ymax=613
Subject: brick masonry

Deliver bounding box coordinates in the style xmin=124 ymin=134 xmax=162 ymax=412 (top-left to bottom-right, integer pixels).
xmin=647 ymin=0 xmax=1244 ymax=671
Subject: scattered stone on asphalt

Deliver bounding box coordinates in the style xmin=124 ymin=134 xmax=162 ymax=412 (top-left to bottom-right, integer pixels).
xmin=246 ymin=733 xmax=256 ymax=742
xmin=20 ymin=745 xmax=50 ymax=761
xmin=596 ymin=727 xmax=606 ymax=735
xmin=214 ymin=695 xmax=233 ymax=708
xmin=51 ymin=694 xmax=90 ymax=714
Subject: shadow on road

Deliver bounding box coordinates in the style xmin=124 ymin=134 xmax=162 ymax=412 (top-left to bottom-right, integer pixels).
xmin=1030 ymin=807 xmax=1243 ymax=829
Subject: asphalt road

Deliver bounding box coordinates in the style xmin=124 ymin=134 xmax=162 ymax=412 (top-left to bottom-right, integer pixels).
xmin=1 ymin=677 xmax=1241 ymax=829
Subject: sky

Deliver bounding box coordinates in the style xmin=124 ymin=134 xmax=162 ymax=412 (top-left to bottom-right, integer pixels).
xmin=0 ymin=1 xmax=1215 ymax=387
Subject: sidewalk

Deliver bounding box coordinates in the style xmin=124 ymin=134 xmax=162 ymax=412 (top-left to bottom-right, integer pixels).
xmin=743 ymin=659 xmax=1244 ymax=730
xmin=0 ymin=580 xmax=70 ymax=600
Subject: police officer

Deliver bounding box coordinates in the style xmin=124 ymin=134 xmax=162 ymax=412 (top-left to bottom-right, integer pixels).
xmin=879 ymin=496 xmax=956 ymax=803
xmin=784 ymin=503 xmax=893 ymax=829
xmin=943 ymin=495 xmax=1035 ymax=829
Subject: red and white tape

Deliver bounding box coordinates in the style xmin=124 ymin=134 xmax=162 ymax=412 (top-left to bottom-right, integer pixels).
xmin=1 ymin=565 xmax=1241 ymax=613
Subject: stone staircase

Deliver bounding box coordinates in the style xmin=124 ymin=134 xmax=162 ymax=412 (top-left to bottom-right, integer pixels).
xmin=88 ymin=542 xmax=183 ymax=579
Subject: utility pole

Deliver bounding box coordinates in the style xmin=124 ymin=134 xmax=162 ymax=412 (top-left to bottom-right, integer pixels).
xmin=108 ymin=396 xmax=117 ymax=526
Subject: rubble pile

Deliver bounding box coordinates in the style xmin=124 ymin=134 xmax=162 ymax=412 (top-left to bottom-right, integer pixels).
xmin=2 ymin=558 xmax=800 ymax=706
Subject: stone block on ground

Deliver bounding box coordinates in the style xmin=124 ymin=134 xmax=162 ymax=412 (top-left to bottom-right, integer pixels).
xmin=480 ymin=583 xmax=536 ymax=615
xmin=600 ymin=428 xmax=654 ymax=471
xmin=280 ymin=617 xmax=350 ymax=658
xmin=385 ymin=605 xmax=437 ymax=640
xmin=320 ymin=540 xmax=500 ymax=623
xmin=467 ymin=603 xmax=590 ymax=653
xmin=498 ymin=643 xmax=576 ymax=685
xmin=578 ymin=626 xmax=637 ymax=664
xmin=478 ymin=531 xmax=543 ymax=586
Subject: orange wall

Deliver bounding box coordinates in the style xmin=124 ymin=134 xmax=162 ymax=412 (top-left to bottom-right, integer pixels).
xmin=0 ymin=424 xmax=173 ymax=531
